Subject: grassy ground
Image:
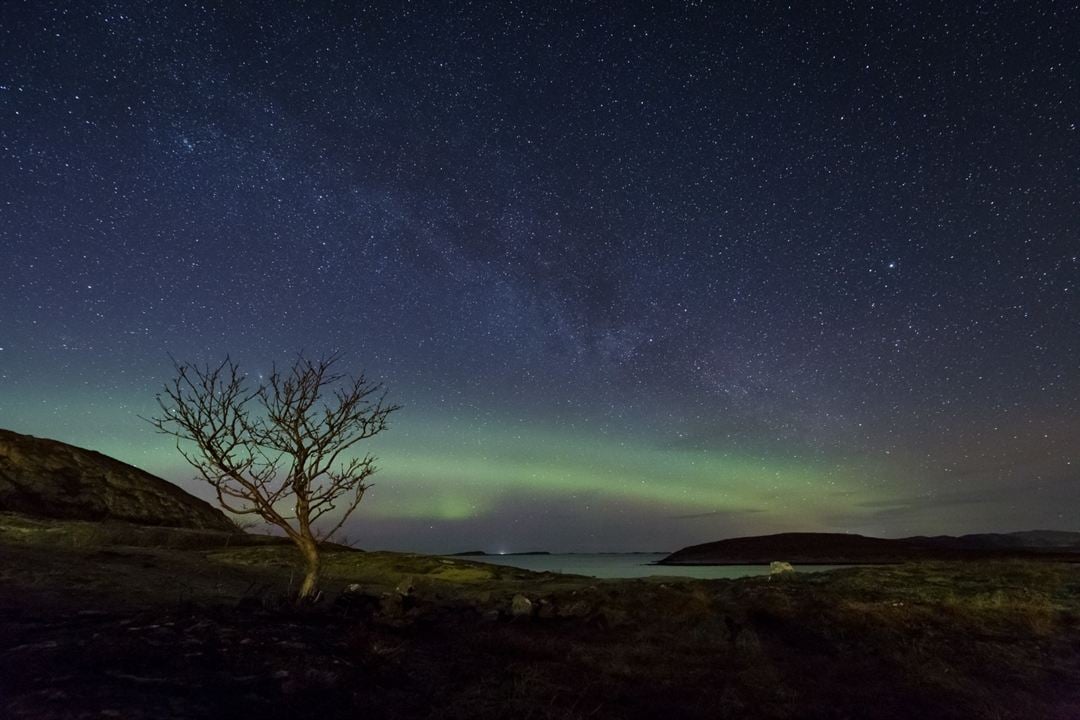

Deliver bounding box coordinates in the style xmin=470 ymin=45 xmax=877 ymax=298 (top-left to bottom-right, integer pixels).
xmin=2 ymin=516 xmax=1079 ymax=719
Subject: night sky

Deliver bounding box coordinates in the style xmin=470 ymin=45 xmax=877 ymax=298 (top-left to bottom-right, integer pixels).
xmin=2 ymin=2 xmax=1078 ymax=552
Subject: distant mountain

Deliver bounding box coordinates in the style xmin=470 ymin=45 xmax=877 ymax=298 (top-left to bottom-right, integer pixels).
xmin=0 ymin=428 xmax=235 ymax=531
xmin=659 ymin=531 xmax=1080 ymax=565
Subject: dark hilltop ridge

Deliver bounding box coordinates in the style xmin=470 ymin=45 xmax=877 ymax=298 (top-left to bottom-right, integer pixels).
xmin=660 ymin=531 xmax=1080 ymax=565
xmin=908 ymin=530 xmax=1080 ymax=550
xmin=0 ymin=428 xmax=234 ymax=532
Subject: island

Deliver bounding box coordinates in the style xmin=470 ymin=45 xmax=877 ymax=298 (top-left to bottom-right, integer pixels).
xmin=659 ymin=531 xmax=1080 ymax=565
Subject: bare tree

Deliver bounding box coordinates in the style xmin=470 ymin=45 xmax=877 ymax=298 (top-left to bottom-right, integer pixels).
xmin=147 ymin=353 xmax=400 ymax=600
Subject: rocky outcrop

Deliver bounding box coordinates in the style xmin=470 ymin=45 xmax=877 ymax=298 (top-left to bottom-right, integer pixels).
xmin=0 ymin=429 xmax=234 ymax=531
xmin=510 ymin=594 xmax=533 ymax=618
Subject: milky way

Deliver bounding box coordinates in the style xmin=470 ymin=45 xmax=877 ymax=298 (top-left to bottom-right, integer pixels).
xmin=1 ymin=2 xmax=1078 ymax=551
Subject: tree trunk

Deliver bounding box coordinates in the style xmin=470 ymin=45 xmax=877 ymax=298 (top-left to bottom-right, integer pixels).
xmin=296 ymin=538 xmax=321 ymax=602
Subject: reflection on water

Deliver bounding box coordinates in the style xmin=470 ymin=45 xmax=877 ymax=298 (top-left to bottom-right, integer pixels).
xmin=451 ymin=553 xmax=853 ymax=579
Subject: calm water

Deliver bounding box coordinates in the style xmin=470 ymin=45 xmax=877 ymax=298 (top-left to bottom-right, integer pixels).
xmin=452 ymin=553 xmax=852 ymax=579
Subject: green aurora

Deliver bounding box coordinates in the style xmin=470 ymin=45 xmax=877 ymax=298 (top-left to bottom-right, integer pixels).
xmin=3 ymin=385 xmax=916 ymax=549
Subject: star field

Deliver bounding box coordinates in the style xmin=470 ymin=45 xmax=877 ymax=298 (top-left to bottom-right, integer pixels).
xmin=1 ymin=2 xmax=1078 ymax=551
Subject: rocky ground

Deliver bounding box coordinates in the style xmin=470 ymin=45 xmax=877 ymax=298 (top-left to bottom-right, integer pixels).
xmin=3 ymin=518 xmax=1080 ymax=719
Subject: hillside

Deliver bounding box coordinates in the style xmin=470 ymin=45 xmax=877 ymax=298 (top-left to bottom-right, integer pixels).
xmin=0 ymin=428 xmax=234 ymax=531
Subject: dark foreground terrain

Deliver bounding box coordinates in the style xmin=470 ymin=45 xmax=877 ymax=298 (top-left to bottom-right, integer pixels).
xmin=3 ymin=515 xmax=1080 ymax=720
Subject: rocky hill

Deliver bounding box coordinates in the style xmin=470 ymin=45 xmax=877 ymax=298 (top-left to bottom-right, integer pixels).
xmin=0 ymin=429 xmax=234 ymax=531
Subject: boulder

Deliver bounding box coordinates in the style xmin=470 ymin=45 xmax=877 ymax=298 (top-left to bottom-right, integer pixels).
xmin=378 ymin=592 xmax=405 ymax=619
xmin=335 ymin=587 xmax=381 ymax=617
xmin=770 ymin=561 xmax=795 ymax=575
xmin=555 ymin=599 xmax=594 ymax=619
xmin=510 ymin=594 xmax=533 ymax=618
xmin=536 ymin=599 xmax=556 ymax=620
xmin=395 ymin=577 xmax=416 ymax=597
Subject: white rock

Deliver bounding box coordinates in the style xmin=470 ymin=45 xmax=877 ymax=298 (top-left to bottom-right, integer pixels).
xmin=510 ymin=594 xmax=533 ymax=617
xmin=770 ymin=561 xmax=795 ymax=574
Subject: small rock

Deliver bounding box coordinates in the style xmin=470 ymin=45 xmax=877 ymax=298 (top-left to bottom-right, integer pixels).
xmin=395 ymin=577 xmax=415 ymax=597
xmin=335 ymin=589 xmax=381 ymax=616
xmin=537 ymin=599 xmax=556 ymax=619
xmin=598 ymin=607 xmax=630 ymax=627
xmin=556 ymin=600 xmax=593 ymax=619
xmin=770 ymin=561 xmax=795 ymax=575
xmin=379 ymin=592 xmax=405 ymax=618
